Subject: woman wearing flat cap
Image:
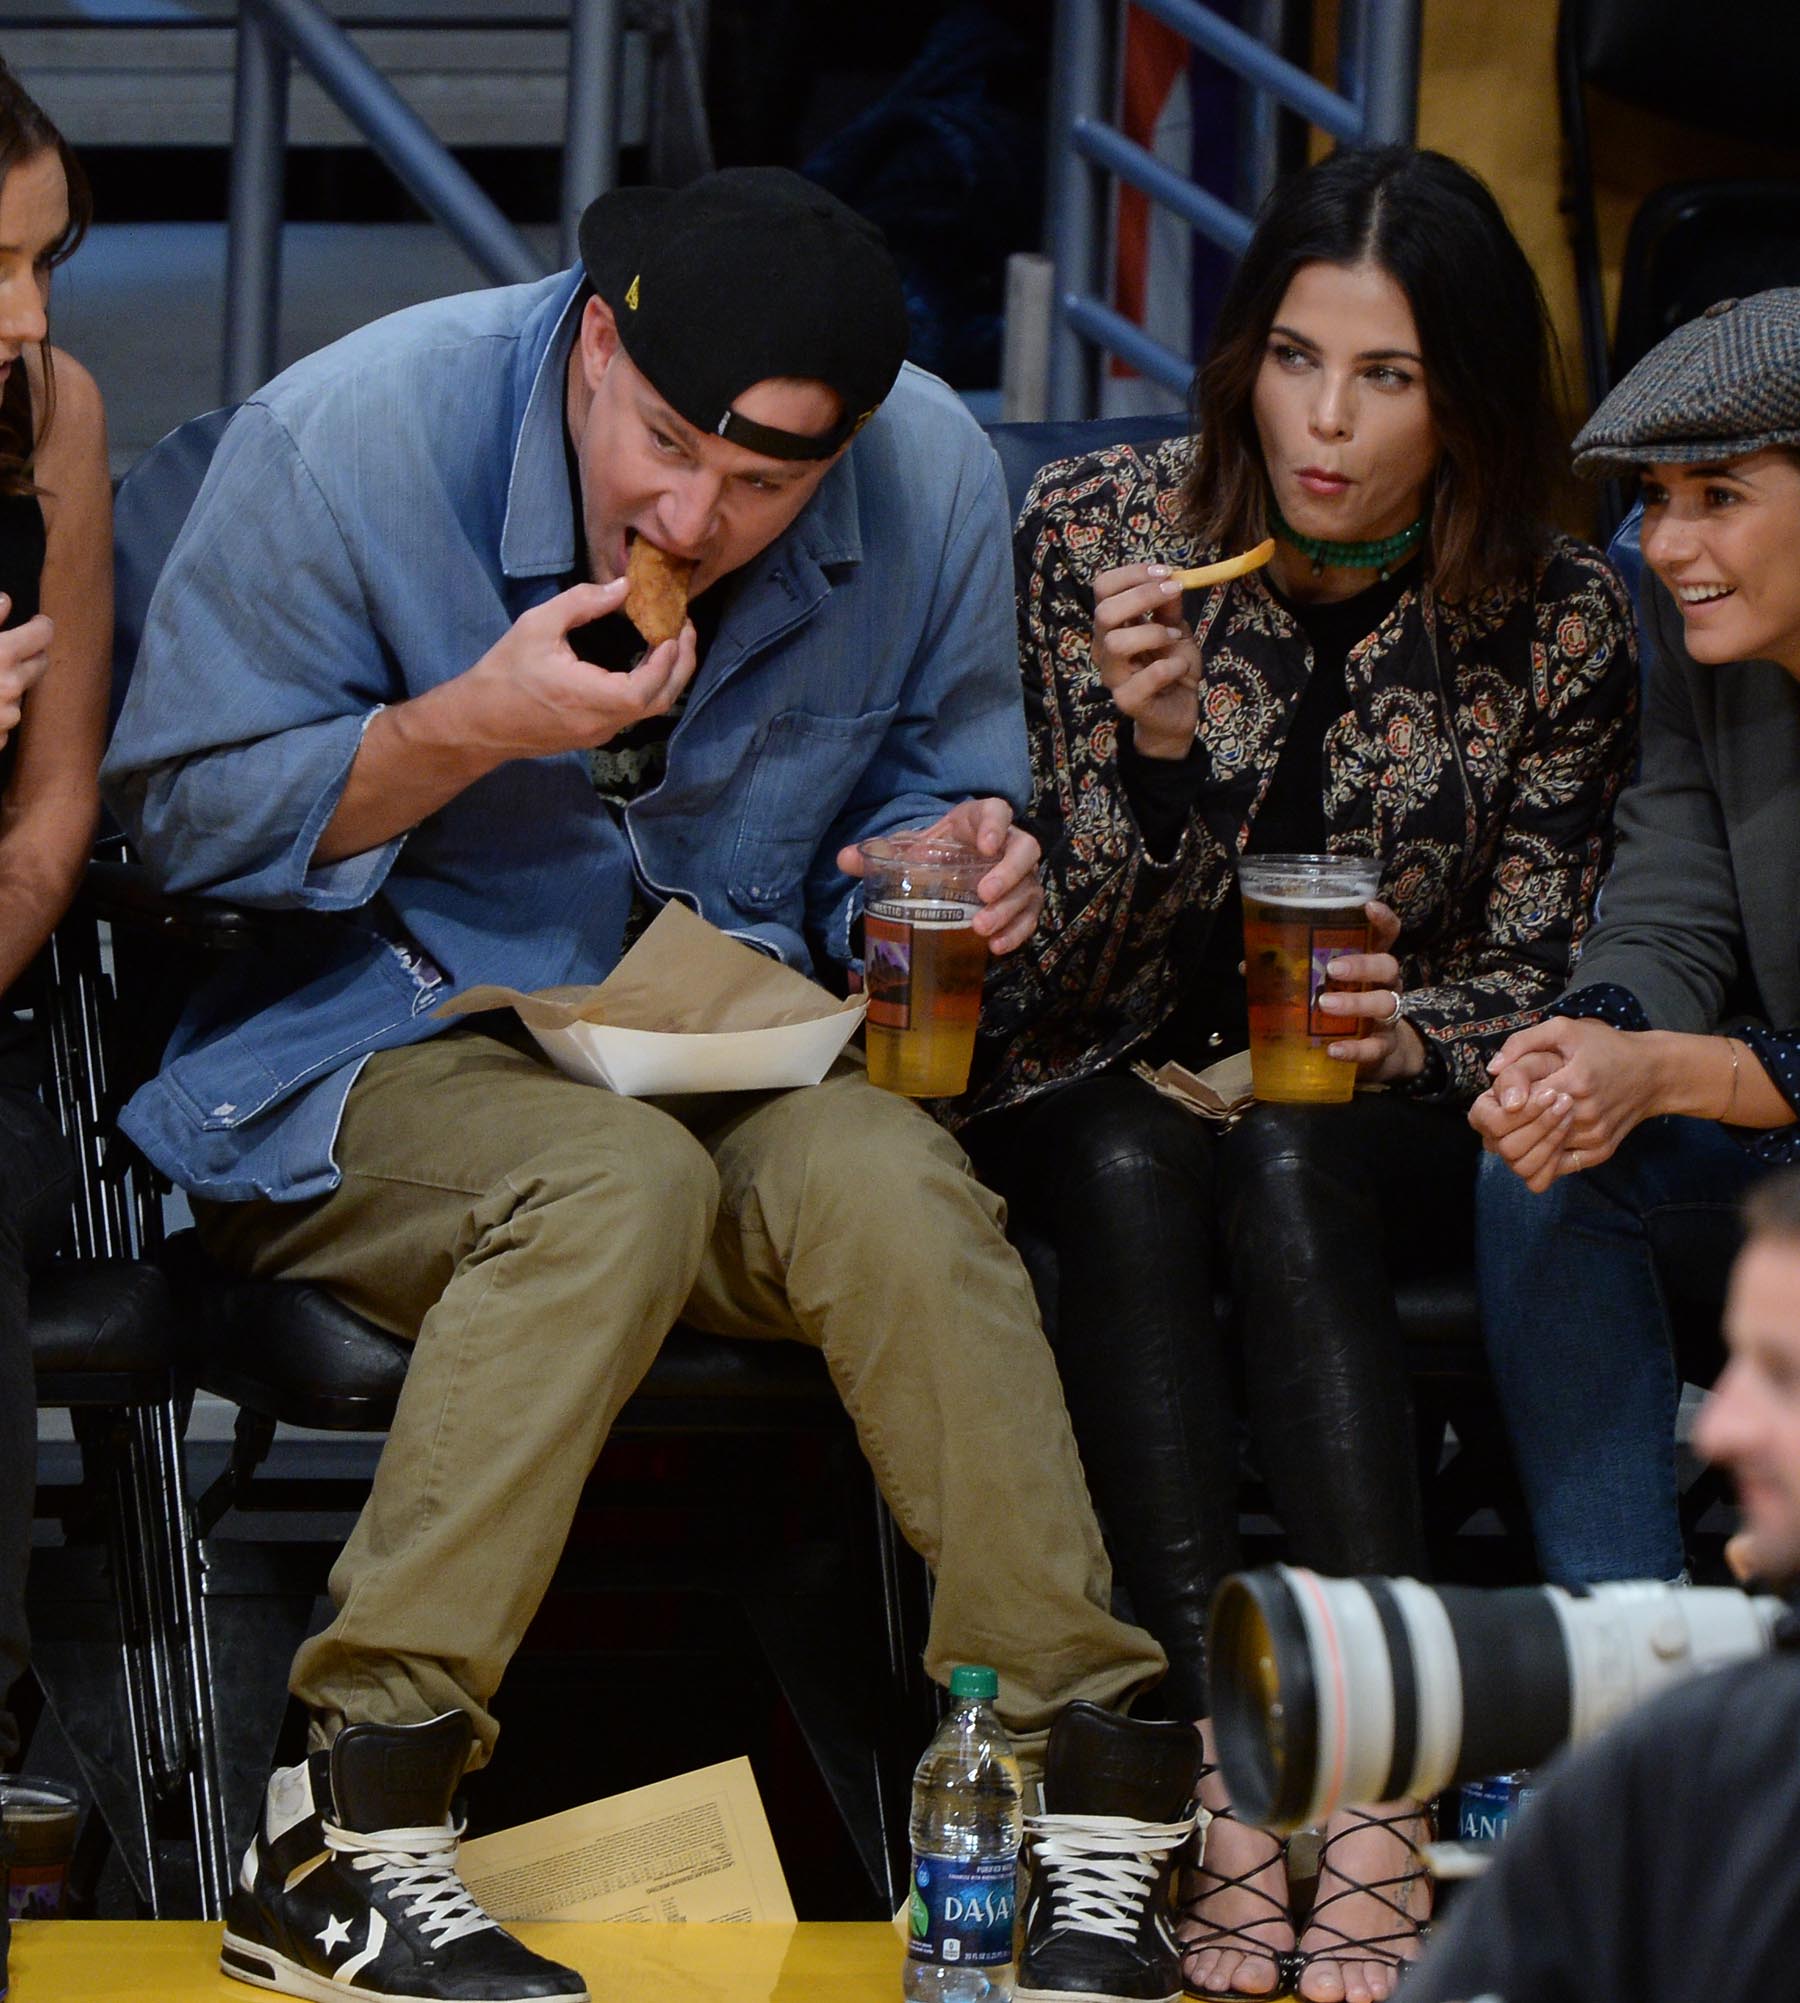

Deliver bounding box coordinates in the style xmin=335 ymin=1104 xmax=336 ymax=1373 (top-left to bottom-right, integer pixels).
xmin=1473 ymin=287 xmax=1800 ymax=1589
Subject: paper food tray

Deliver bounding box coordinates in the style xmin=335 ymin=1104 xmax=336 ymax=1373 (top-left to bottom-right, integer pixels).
xmin=437 ymin=901 xmax=868 ymax=1097
xmin=524 ymin=1008 xmax=863 ymax=1096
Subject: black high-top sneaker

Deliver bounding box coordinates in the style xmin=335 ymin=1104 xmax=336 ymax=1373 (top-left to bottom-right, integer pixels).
xmin=220 ymin=1712 xmax=587 ymax=2003
xmin=1015 ymin=1703 xmax=1202 ymax=2003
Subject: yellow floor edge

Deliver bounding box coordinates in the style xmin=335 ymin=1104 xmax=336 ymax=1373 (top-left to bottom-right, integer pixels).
xmin=9 ymin=1919 xmax=900 ymax=2000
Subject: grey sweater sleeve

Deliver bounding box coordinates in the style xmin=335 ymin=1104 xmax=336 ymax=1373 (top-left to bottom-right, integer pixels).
xmin=1563 ymin=578 xmax=1745 ymax=1032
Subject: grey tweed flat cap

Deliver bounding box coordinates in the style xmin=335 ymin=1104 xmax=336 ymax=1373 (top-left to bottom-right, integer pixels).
xmin=1572 ymin=287 xmax=1800 ymax=474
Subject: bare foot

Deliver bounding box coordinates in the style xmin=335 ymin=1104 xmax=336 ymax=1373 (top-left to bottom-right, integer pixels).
xmin=1179 ymin=1741 xmax=1294 ymax=1999
xmin=1294 ymin=1802 xmax=1431 ymax=2003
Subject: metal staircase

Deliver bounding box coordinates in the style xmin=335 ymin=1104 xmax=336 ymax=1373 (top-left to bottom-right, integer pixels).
xmin=1043 ymin=0 xmax=1423 ymax=416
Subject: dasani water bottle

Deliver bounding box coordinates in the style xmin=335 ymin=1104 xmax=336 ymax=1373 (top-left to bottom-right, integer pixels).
xmin=904 ymin=1664 xmax=1023 ymax=2001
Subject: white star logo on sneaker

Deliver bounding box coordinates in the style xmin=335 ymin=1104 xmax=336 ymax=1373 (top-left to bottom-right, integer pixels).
xmin=316 ymin=1913 xmax=352 ymax=1954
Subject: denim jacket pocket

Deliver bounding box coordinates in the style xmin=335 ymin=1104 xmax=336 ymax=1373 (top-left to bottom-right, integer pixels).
xmin=160 ymin=1032 xmax=290 ymax=1133
xmin=158 ymin=927 xmax=440 ymax=1133
xmin=728 ymin=703 xmax=899 ymax=913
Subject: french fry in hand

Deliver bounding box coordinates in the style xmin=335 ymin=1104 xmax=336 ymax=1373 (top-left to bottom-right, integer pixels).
xmin=1172 ymin=537 xmax=1276 ymax=591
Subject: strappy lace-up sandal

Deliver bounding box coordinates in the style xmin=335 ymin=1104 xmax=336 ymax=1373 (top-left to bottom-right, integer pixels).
xmin=1177 ymin=1768 xmax=1296 ymax=2002
xmin=1291 ymin=1803 xmax=1432 ymax=2002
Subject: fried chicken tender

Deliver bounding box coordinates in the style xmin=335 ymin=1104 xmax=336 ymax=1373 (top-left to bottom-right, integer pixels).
xmin=623 ymin=537 xmax=697 ymax=647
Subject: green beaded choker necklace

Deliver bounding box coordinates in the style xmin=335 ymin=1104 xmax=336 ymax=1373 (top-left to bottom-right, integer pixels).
xmin=1268 ymin=499 xmax=1427 ymax=581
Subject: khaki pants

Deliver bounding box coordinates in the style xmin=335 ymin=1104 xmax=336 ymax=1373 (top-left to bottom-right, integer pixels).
xmin=197 ymin=1028 xmax=1164 ymax=1776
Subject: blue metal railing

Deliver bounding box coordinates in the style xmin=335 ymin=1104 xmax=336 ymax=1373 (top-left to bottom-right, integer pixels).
xmin=223 ymin=0 xmax=625 ymax=402
xmin=1045 ymin=0 xmax=1422 ymax=415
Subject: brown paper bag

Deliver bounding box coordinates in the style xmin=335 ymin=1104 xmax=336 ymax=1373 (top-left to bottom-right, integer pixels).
xmin=1131 ymin=1049 xmax=1256 ymax=1124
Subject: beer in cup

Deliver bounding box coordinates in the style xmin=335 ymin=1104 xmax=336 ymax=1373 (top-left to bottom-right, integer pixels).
xmin=858 ymin=834 xmax=989 ymax=1097
xmin=1237 ymin=853 xmax=1384 ymax=1104
xmin=1 ymin=1776 xmax=80 ymax=1919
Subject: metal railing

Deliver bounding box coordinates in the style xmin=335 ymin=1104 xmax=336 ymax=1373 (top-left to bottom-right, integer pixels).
xmin=223 ymin=0 xmax=626 ymax=402
xmin=1044 ymin=0 xmax=1422 ymax=415
xmin=42 ymin=901 xmax=233 ymax=1918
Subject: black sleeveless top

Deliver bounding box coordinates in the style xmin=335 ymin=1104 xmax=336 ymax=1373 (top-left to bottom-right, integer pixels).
xmin=0 ymin=472 xmax=50 ymax=1091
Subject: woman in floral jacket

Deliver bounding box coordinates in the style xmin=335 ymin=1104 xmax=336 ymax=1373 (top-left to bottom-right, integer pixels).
xmin=961 ymin=148 xmax=1638 ymax=2003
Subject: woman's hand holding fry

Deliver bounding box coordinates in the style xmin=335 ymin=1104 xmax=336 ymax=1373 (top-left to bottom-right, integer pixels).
xmin=1090 ymin=542 xmax=1273 ymax=761
xmin=1090 ymin=562 xmax=1203 ymax=760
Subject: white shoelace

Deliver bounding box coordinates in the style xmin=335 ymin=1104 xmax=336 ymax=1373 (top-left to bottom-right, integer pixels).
xmin=1026 ymin=1811 xmax=1197 ymax=1945
xmin=323 ymin=1819 xmax=499 ymax=1948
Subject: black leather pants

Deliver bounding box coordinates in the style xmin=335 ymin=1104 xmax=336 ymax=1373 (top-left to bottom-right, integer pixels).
xmin=966 ymin=1070 xmax=1478 ymax=1718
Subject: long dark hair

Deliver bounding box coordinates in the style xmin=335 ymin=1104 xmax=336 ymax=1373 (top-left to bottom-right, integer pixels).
xmin=1181 ymin=146 xmax=1564 ymax=603
xmin=0 ymin=63 xmax=90 ymax=497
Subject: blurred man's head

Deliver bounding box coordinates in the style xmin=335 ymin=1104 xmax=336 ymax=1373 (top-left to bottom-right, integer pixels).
xmin=1695 ymin=1171 xmax=1800 ymax=1585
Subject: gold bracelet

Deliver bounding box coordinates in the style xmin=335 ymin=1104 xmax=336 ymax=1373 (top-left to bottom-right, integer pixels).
xmin=1724 ymin=1036 xmax=1742 ymax=1124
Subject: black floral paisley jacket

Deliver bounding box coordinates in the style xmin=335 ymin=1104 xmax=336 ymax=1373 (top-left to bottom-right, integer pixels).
xmin=963 ymin=436 xmax=1640 ymax=1121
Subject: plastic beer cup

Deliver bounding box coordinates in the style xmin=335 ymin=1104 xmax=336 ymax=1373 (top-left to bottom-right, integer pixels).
xmin=858 ymin=834 xmax=989 ymax=1097
xmin=1238 ymin=853 xmax=1384 ymax=1104
xmin=1 ymin=1776 xmax=80 ymax=1920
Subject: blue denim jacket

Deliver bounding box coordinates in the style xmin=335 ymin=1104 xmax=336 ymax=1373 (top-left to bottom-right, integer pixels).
xmin=102 ymin=271 xmax=1027 ymax=1201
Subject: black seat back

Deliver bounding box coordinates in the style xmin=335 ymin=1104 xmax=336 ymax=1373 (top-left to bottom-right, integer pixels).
xmin=1559 ymin=0 xmax=1800 ymax=537
xmin=1614 ymin=182 xmax=1800 ymax=383
xmin=1565 ymin=0 xmax=1800 ymax=145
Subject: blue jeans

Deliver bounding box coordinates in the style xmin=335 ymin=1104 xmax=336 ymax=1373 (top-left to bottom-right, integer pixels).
xmin=1475 ymin=1116 xmax=1769 ymax=1586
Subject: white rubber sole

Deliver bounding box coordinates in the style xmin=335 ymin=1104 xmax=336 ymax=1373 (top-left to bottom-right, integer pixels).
xmin=1013 ymin=1988 xmax=1181 ymax=2003
xmin=220 ymin=1929 xmax=590 ymax=2003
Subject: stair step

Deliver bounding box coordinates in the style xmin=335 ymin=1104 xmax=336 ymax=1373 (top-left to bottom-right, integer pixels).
xmin=54 ymin=219 xmax=559 ymax=472
xmin=8 ymin=10 xmax=650 ymax=150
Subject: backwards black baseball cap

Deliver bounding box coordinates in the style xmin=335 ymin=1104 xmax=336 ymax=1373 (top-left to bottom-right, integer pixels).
xmin=577 ymin=167 xmax=910 ymax=463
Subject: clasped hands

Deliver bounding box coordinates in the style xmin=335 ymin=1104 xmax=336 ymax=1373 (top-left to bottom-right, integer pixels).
xmin=1470 ymin=1017 xmax=1660 ymax=1192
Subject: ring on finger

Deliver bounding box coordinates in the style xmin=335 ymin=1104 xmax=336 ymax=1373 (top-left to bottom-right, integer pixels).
xmin=1372 ymin=990 xmax=1403 ymax=1029
xmin=1568 ymin=1147 xmax=1584 ymax=1173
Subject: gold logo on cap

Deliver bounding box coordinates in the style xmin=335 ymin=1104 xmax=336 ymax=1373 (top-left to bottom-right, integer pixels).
xmin=625 ymin=275 xmax=641 ymax=312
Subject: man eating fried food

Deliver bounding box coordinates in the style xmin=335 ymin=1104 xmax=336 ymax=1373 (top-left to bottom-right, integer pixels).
xmin=623 ymin=535 xmax=693 ymax=646
xmin=104 ymin=166 xmax=1172 ymax=2003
